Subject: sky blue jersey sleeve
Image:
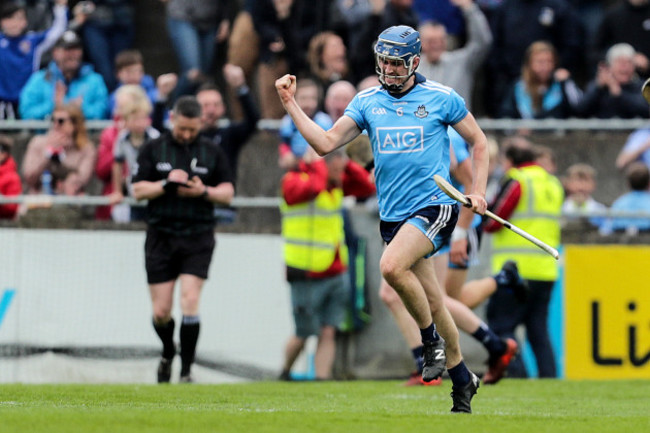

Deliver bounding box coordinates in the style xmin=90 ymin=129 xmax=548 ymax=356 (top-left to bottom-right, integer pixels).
xmin=445 ymin=89 xmax=469 ymax=125
xmin=344 ymin=94 xmax=368 ymax=131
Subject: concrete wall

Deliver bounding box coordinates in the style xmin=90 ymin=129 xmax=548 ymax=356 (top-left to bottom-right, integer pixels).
xmin=0 ymin=229 xmax=291 ymax=377
xmin=0 ymin=213 xmax=494 ymax=382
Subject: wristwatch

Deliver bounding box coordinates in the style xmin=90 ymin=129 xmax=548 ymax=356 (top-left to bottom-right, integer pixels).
xmin=201 ymin=187 xmax=209 ymax=200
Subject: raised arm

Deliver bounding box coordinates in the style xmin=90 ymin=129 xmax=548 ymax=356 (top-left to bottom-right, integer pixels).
xmin=452 ymin=0 xmax=492 ymax=71
xmin=275 ymin=74 xmax=361 ymax=155
xmin=451 ymin=112 xmax=488 ymax=214
xmin=616 ymin=137 xmax=650 ymax=170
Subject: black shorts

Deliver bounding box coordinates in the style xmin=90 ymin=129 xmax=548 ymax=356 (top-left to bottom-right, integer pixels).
xmin=379 ymin=204 xmax=459 ymax=258
xmin=144 ymin=227 xmax=216 ymax=284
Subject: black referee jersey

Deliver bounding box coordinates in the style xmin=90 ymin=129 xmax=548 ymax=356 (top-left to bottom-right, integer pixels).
xmin=132 ymin=131 xmax=233 ymax=235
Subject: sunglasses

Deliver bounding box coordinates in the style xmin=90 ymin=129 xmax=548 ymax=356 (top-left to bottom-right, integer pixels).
xmin=51 ymin=116 xmax=71 ymax=125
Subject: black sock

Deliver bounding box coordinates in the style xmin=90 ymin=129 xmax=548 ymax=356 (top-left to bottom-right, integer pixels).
xmin=448 ymin=360 xmax=471 ymax=387
xmin=153 ymin=317 xmax=176 ymax=360
xmin=412 ymin=345 xmax=424 ymax=373
xmin=472 ymin=323 xmax=506 ymax=357
xmin=180 ymin=316 xmax=200 ymax=376
xmin=419 ymin=323 xmax=440 ymax=343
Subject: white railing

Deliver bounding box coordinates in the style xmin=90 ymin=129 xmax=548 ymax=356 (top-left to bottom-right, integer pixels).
xmin=1 ymin=195 xmax=650 ymax=221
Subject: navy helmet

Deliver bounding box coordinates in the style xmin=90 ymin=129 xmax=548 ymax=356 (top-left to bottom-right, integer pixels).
xmin=374 ymin=25 xmax=421 ymax=91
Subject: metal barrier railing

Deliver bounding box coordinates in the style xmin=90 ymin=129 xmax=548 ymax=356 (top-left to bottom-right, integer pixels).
xmin=1 ymin=195 xmax=650 ymax=221
xmin=1 ymin=118 xmax=648 ymax=132
xmin=0 ymin=195 xmax=280 ymax=208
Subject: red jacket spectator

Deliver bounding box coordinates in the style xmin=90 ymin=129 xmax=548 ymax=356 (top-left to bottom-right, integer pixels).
xmin=95 ymin=124 xmax=120 ymax=220
xmin=0 ymin=141 xmax=22 ymax=219
xmin=282 ymin=154 xmax=375 ymax=278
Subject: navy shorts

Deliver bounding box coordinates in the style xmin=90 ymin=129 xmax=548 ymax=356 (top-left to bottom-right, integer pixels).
xmin=380 ymin=204 xmax=459 ymax=259
xmin=145 ymin=227 xmax=216 ymax=284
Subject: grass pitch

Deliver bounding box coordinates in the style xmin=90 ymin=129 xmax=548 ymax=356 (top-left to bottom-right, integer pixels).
xmin=0 ymin=380 xmax=648 ymax=433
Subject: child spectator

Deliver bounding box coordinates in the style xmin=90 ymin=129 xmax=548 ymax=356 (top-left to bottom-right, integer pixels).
xmin=108 ymin=49 xmax=158 ymax=116
xmin=95 ymin=84 xmax=142 ymax=220
xmin=0 ymin=0 xmax=68 ymax=119
xmin=109 ymin=86 xmax=160 ymax=222
xmin=0 ymin=135 xmax=22 ymax=219
xmin=51 ymin=165 xmax=83 ymax=196
xmin=562 ymin=163 xmax=607 ymax=228
xmin=278 ymin=78 xmax=332 ymax=171
xmin=601 ymin=162 xmax=650 ymax=235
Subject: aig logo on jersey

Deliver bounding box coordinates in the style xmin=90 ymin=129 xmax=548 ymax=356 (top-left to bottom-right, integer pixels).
xmin=376 ymin=126 xmax=424 ymax=154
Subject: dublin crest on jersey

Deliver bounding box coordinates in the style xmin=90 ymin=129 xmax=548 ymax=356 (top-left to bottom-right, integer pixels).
xmin=414 ymin=105 xmax=429 ymax=118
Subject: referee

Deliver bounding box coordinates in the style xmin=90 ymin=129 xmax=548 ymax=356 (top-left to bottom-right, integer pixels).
xmin=132 ymin=96 xmax=234 ymax=383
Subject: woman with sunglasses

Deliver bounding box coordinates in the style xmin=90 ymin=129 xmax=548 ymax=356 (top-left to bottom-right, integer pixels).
xmin=22 ymin=103 xmax=96 ymax=194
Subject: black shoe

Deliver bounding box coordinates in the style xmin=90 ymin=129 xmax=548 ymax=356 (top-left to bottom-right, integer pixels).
xmin=157 ymin=357 xmax=172 ymax=383
xmin=422 ymin=338 xmax=446 ymax=382
xmin=278 ymin=370 xmax=292 ymax=381
xmin=495 ymin=260 xmax=529 ymax=303
xmin=179 ymin=374 xmax=194 ymax=384
xmin=451 ymin=372 xmax=480 ymax=413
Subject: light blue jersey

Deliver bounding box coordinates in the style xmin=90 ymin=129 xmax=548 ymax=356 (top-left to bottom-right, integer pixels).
xmin=449 ymin=128 xmax=482 ymax=229
xmin=345 ymin=74 xmax=468 ymax=221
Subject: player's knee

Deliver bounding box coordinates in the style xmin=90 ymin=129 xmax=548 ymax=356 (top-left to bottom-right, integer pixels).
xmin=152 ymin=307 xmax=172 ymax=323
xmin=379 ymin=256 xmax=402 ymax=285
xmin=181 ymin=292 xmax=200 ymax=312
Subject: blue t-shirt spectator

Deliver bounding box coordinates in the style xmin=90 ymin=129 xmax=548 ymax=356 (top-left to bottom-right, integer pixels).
xmin=603 ymin=190 xmax=650 ymax=233
xmin=280 ymin=111 xmax=332 ymax=157
xmin=19 ymin=60 xmax=108 ymax=120
xmin=0 ymin=2 xmax=67 ymax=117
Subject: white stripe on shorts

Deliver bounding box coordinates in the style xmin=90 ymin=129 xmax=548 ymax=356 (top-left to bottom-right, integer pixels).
xmin=425 ymin=204 xmax=452 ymax=243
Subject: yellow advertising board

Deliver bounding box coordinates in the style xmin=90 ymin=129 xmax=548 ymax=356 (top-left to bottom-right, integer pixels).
xmin=565 ymin=245 xmax=650 ymax=379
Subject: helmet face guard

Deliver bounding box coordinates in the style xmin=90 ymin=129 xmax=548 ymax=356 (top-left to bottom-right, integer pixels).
xmin=374 ymin=26 xmax=421 ymax=92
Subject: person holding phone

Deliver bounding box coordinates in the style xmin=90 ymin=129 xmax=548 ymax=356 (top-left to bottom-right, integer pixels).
xmin=132 ymin=95 xmax=234 ymax=384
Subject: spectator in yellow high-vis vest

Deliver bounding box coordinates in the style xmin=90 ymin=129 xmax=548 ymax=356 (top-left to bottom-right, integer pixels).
xmin=483 ymin=136 xmax=564 ymax=378
xmin=278 ymin=147 xmax=375 ymax=381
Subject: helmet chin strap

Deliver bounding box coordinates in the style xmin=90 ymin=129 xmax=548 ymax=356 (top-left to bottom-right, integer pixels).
xmin=379 ymin=70 xmax=416 ymax=92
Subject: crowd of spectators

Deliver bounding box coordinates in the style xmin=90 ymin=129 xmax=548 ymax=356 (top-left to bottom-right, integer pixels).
xmin=2 ymin=0 xmax=650 ymax=122
xmin=2 ymin=0 xmax=650 ymax=224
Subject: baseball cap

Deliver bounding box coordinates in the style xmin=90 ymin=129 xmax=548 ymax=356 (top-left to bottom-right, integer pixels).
xmin=55 ymin=30 xmax=83 ymax=50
